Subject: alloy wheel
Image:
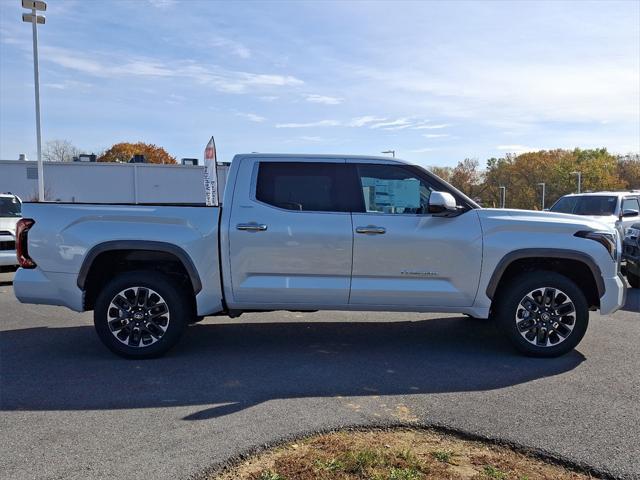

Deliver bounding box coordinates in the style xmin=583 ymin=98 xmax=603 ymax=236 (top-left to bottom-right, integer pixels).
xmin=107 ymin=286 xmax=170 ymax=348
xmin=515 ymin=287 xmax=576 ymax=347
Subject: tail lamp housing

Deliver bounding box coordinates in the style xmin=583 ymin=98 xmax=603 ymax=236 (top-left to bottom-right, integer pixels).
xmin=16 ymin=218 xmax=36 ymax=268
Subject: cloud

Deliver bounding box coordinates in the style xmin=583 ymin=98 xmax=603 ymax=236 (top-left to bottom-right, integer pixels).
xmin=210 ymin=37 xmax=251 ymax=59
xmin=348 ymin=116 xmax=386 ymax=127
xmin=369 ymin=118 xmax=413 ymax=130
xmin=236 ymin=112 xmax=266 ymax=122
xmin=39 ymin=46 xmax=304 ymax=94
xmin=146 ymin=0 xmax=176 ymax=8
xmin=413 ymin=123 xmax=451 ymax=130
xmin=305 ymin=94 xmax=342 ymax=105
xmin=299 ymin=136 xmax=324 ymax=142
xmin=423 ymin=134 xmax=450 ymax=138
xmin=275 ymin=120 xmax=341 ymax=128
xmin=497 ymin=145 xmax=538 ymax=153
xmin=43 ymin=80 xmax=92 ymax=91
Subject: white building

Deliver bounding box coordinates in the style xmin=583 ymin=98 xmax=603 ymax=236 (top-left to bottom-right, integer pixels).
xmin=0 ymin=159 xmax=230 ymax=204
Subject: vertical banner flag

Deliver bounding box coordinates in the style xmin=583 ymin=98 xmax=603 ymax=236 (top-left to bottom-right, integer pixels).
xmin=203 ymin=136 xmax=219 ymax=206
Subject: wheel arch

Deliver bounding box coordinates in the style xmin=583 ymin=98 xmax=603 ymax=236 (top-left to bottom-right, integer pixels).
xmin=486 ymin=249 xmax=603 ymax=309
xmin=78 ymin=240 xmax=202 ymax=310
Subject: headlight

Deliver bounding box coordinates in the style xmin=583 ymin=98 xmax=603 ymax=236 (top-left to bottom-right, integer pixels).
xmin=575 ymin=230 xmax=618 ymax=261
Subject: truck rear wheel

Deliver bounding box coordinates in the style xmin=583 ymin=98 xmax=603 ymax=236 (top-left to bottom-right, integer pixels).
xmin=494 ymin=271 xmax=589 ymax=357
xmin=94 ymin=271 xmax=192 ymax=358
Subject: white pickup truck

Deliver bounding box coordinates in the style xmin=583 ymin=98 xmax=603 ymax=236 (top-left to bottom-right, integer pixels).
xmin=14 ymin=154 xmax=626 ymax=358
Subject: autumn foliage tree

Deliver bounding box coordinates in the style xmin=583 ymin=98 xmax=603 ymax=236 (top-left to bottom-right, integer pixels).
xmin=98 ymin=142 xmax=176 ymax=164
xmin=430 ymin=148 xmax=638 ymax=209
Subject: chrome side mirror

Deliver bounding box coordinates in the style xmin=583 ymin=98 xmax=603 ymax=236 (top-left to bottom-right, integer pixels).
xmin=428 ymin=191 xmax=457 ymax=215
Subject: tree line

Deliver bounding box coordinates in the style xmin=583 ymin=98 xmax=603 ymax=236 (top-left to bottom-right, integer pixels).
xmin=430 ymin=149 xmax=640 ymax=209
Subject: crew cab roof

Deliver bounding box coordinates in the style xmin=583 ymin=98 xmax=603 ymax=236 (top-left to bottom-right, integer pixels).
xmin=232 ymin=153 xmax=409 ymax=165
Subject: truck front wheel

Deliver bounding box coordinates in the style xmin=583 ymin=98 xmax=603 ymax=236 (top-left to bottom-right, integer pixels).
xmin=94 ymin=271 xmax=192 ymax=358
xmin=494 ymin=271 xmax=589 ymax=357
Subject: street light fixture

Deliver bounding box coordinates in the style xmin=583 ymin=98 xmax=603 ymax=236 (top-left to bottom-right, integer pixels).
xmin=499 ymin=186 xmax=506 ymax=208
xmin=21 ymin=0 xmax=46 ymax=202
xmin=571 ymin=171 xmax=582 ymax=194
xmin=381 ymin=150 xmax=395 ymax=158
xmin=538 ymin=182 xmax=546 ymax=210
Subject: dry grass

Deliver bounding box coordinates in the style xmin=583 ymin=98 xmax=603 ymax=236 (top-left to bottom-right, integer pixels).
xmin=214 ymin=429 xmax=597 ymax=480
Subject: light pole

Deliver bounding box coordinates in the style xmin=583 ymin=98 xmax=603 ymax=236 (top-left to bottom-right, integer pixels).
xmin=381 ymin=150 xmax=395 ymax=158
xmin=571 ymin=171 xmax=582 ymax=194
xmin=21 ymin=0 xmax=46 ymax=202
xmin=499 ymin=186 xmax=506 ymax=208
xmin=538 ymin=182 xmax=546 ymax=210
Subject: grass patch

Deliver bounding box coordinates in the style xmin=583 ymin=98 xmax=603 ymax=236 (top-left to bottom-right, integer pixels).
xmin=431 ymin=449 xmax=454 ymax=464
xmin=257 ymin=471 xmax=286 ymax=480
xmin=483 ymin=465 xmax=508 ymax=479
xmin=214 ymin=428 xmax=593 ymax=480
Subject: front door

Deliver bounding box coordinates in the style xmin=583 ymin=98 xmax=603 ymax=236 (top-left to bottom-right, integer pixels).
xmin=228 ymin=159 xmax=361 ymax=306
xmin=349 ymin=162 xmax=483 ymax=307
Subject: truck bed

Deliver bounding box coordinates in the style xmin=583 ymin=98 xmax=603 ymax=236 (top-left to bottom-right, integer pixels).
xmin=14 ymin=203 xmax=223 ymax=315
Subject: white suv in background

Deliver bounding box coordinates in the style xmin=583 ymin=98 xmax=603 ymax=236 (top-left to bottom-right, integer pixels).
xmin=549 ymin=191 xmax=640 ymax=236
xmin=0 ymin=193 xmax=22 ymax=271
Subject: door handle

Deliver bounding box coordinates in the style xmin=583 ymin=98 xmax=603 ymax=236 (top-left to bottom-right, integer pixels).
xmin=355 ymin=225 xmax=386 ymax=234
xmin=236 ymin=223 xmax=268 ymax=231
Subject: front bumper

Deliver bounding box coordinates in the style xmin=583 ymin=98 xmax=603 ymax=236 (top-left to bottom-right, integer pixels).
xmin=599 ymin=272 xmax=627 ymax=315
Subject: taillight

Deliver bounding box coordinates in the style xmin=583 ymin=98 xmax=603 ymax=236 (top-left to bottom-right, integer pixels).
xmin=16 ymin=218 xmax=36 ymax=269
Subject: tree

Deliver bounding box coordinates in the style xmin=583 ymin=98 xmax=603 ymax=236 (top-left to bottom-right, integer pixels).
xmin=618 ymin=154 xmax=640 ymax=190
xmin=449 ymin=158 xmax=484 ymax=199
xmin=43 ymin=139 xmax=80 ymax=162
xmin=98 ymin=142 xmax=176 ymax=164
xmin=429 ymin=165 xmax=452 ymax=183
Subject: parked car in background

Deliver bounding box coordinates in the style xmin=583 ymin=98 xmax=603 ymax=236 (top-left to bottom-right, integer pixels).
xmin=549 ymin=191 xmax=640 ymax=236
xmin=0 ymin=193 xmax=21 ymax=271
xmin=622 ymin=223 xmax=640 ymax=288
xmin=13 ymin=154 xmax=626 ymax=359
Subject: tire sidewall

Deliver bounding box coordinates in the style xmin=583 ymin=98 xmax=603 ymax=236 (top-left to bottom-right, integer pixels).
xmin=495 ymin=271 xmax=589 ymax=357
xmin=94 ymin=271 xmax=191 ymax=359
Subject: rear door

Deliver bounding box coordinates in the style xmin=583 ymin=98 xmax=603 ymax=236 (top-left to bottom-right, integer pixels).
xmin=349 ymin=162 xmax=483 ymax=307
xmin=227 ymin=158 xmax=361 ymax=306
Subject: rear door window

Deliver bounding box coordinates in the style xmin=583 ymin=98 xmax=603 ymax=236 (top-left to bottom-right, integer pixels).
xmin=255 ymin=162 xmax=363 ymax=212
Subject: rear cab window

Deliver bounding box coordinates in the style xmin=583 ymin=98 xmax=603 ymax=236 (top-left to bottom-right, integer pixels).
xmin=255 ymin=162 xmax=363 ymax=212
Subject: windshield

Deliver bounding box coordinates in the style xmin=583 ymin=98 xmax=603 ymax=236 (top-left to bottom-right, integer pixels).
xmin=0 ymin=197 xmax=22 ymax=217
xmin=550 ymin=196 xmax=617 ymax=216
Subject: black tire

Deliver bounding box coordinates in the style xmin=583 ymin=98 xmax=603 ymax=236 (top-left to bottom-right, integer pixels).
xmin=94 ymin=271 xmax=193 ymax=359
xmin=494 ymin=271 xmax=589 ymax=357
xmin=626 ymin=271 xmax=640 ymax=289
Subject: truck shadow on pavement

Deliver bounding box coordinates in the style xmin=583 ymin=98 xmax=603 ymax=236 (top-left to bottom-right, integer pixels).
xmin=0 ymin=316 xmax=586 ymax=420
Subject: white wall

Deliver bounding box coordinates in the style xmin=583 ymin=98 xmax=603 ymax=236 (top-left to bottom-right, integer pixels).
xmin=0 ymin=160 xmax=229 ymax=203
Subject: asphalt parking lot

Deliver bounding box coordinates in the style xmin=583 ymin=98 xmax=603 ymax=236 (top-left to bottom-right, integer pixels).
xmin=0 ymin=271 xmax=638 ymax=480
